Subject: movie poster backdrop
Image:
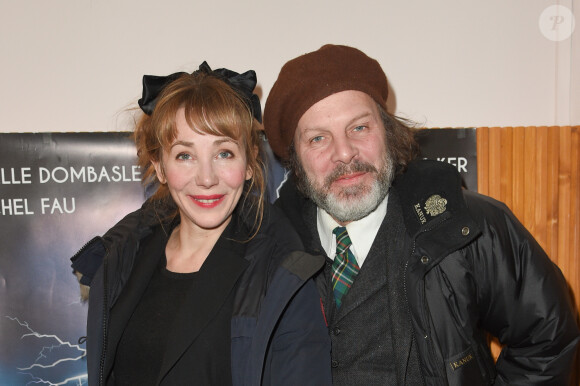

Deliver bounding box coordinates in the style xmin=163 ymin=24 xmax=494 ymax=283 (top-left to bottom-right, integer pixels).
xmin=0 ymin=128 xmax=475 ymax=384
xmin=0 ymin=133 xmax=145 ymax=385
xmin=415 ymin=128 xmax=477 ymax=191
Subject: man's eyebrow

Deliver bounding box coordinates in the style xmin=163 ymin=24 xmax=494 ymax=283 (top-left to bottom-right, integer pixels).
xmin=301 ymin=111 xmax=375 ymax=132
xmin=345 ymin=111 xmax=374 ymax=126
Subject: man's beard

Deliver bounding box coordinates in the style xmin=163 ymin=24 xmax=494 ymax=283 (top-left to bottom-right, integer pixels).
xmin=296 ymin=154 xmax=394 ymax=224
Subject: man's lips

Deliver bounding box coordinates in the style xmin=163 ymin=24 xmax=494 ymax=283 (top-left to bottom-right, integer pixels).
xmin=334 ymin=172 xmax=366 ymax=183
xmin=323 ymin=161 xmax=378 ymax=188
xmin=189 ymin=194 xmax=225 ymax=208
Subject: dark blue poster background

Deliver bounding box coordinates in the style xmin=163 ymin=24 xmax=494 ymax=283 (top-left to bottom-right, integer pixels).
xmin=0 ymin=133 xmax=145 ymax=385
xmin=0 ymin=128 xmax=476 ymax=384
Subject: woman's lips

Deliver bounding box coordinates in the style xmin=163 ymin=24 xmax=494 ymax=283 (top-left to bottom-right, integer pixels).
xmin=189 ymin=194 xmax=225 ymax=208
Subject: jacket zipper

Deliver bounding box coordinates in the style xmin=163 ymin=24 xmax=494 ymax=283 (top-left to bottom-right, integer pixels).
xmin=408 ymin=218 xmax=452 ymax=383
xmin=403 ymin=260 xmax=427 ymax=385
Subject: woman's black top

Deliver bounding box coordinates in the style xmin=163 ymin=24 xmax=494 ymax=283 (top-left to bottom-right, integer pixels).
xmin=112 ymin=225 xmax=236 ymax=385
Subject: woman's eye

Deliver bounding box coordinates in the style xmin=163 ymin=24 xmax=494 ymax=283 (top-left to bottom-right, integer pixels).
xmin=176 ymin=153 xmax=191 ymax=161
xmin=217 ymin=150 xmax=233 ymax=159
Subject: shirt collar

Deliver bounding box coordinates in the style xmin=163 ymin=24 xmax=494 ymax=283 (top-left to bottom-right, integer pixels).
xmin=317 ymin=194 xmax=389 ymax=267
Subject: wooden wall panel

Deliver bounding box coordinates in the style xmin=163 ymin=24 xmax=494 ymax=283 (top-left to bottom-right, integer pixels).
xmin=476 ymin=126 xmax=580 ymax=384
xmin=512 ymin=127 xmax=526 ymax=225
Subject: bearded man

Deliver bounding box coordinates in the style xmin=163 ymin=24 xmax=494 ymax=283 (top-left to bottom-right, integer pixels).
xmin=263 ymin=44 xmax=579 ymax=386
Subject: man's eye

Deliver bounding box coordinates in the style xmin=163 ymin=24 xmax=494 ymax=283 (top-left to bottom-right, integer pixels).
xmin=310 ymin=136 xmax=324 ymax=143
xmin=353 ymin=125 xmax=365 ymax=132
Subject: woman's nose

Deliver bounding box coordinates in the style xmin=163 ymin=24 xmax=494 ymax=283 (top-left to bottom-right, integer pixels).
xmin=195 ymin=160 xmax=219 ymax=188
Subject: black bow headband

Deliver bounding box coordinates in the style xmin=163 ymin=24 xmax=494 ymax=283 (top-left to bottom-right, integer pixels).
xmin=137 ymin=61 xmax=262 ymax=123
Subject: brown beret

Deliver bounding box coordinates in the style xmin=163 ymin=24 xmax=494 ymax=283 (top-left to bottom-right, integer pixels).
xmin=263 ymin=44 xmax=389 ymax=161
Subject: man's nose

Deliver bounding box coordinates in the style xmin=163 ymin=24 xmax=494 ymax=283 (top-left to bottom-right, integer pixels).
xmin=330 ymin=134 xmax=358 ymax=164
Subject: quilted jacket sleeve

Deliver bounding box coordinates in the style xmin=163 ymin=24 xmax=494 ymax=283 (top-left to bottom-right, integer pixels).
xmin=466 ymin=191 xmax=580 ymax=385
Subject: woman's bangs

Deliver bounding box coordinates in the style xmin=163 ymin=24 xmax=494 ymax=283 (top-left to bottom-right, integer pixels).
xmin=183 ymin=96 xmax=248 ymax=143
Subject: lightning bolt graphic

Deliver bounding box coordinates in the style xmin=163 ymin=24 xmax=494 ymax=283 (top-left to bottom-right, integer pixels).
xmin=19 ymin=372 xmax=87 ymax=386
xmin=4 ymin=316 xmax=87 ymax=386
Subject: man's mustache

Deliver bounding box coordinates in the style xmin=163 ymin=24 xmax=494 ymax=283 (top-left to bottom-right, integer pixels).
xmin=324 ymin=161 xmax=378 ymax=188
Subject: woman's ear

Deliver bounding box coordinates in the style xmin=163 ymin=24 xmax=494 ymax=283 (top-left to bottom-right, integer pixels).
xmin=245 ymin=164 xmax=253 ymax=181
xmin=245 ymin=145 xmax=259 ymax=181
xmin=152 ymin=159 xmax=166 ymax=184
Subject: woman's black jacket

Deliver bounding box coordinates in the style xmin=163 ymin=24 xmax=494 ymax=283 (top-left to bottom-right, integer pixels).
xmin=71 ymin=202 xmax=332 ymax=386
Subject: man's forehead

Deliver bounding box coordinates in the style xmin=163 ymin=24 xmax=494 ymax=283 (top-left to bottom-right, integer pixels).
xmin=295 ymin=91 xmax=379 ymax=132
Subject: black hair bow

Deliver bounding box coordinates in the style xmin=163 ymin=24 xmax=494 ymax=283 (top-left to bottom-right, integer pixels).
xmin=138 ymin=61 xmax=262 ymax=123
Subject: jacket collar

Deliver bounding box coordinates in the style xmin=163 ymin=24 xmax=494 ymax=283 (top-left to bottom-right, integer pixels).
xmin=392 ymin=159 xmax=481 ymax=270
xmin=393 ymin=159 xmax=466 ymax=237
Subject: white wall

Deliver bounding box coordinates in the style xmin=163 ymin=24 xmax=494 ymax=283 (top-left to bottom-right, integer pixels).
xmin=1 ymin=0 xmax=578 ymax=133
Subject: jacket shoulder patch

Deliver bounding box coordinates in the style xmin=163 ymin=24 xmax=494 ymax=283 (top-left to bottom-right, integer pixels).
xmin=425 ymin=194 xmax=447 ymax=217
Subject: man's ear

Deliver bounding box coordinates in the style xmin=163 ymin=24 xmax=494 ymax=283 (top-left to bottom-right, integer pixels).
xmin=152 ymin=159 xmax=166 ymax=184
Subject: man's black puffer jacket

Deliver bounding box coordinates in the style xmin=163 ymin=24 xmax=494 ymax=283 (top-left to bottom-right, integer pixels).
xmin=275 ymin=159 xmax=579 ymax=386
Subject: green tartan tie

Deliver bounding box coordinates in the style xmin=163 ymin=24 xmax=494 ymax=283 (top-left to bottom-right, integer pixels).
xmin=331 ymin=226 xmax=360 ymax=308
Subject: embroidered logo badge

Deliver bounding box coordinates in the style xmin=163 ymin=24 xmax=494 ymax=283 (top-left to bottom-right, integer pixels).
xmin=424 ymin=194 xmax=447 ymax=217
